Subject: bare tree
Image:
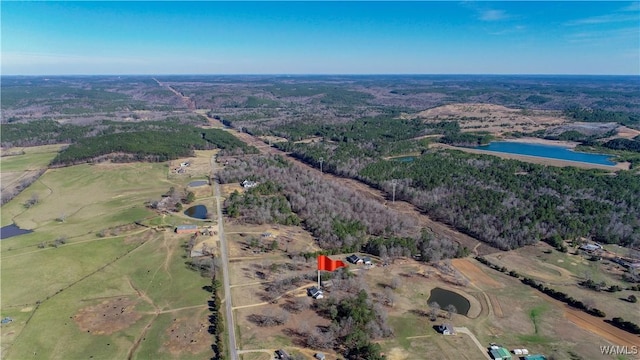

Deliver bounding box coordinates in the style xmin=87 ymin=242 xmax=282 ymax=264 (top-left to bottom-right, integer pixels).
xmin=446 ymin=304 xmax=457 ymax=319
xmin=390 ymin=277 xmax=401 ymax=290
xmin=429 ymin=302 xmax=440 ymax=321
xmin=383 ymin=287 xmax=396 ymax=307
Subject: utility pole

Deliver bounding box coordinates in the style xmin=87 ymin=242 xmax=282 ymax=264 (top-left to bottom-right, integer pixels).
xmin=319 ymin=157 xmax=324 ymax=174
xmin=392 ymin=179 xmax=397 ymax=203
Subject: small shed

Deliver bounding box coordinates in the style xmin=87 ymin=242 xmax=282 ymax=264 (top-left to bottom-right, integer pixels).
xmin=175 ymin=225 xmax=198 ymax=234
xmin=363 ymin=257 xmax=373 ymax=265
xmin=314 ymin=353 xmax=326 ymax=360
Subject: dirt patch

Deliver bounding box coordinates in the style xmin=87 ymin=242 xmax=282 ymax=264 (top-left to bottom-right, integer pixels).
xmin=451 ymin=258 xmax=503 ymax=289
xmin=564 ymin=308 xmax=639 ymax=348
xmin=20 ymin=307 xmax=33 ymax=312
xmin=162 ymin=316 xmax=211 ymax=355
xmin=487 ymin=294 xmax=504 ymax=318
xmin=413 ymin=103 xmax=566 ymax=136
xmin=385 ymin=347 xmax=409 ymax=360
xmin=74 ymin=297 xmax=142 ymax=335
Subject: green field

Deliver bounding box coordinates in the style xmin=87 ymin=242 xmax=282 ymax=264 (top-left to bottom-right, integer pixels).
xmin=1 ymin=157 xmax=213 ymax=359
xmin=0 ymin=145 xmax=64 ymax=172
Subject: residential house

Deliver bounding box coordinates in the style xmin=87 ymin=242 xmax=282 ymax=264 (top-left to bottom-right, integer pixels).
xmin=438 ymin=323 xmax=454 ymax=335
xmin=346 ymin=254 xmax=362 ymax=264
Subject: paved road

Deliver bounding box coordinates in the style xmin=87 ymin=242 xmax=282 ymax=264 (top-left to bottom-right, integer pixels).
xmin=212 ymin=157 xmax=239 ymax=360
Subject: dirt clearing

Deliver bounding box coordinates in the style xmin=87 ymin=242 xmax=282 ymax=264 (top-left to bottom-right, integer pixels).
xmin=162 ymin=315 xmax=210 ymax=355
xmin=412 ymin=103 xmax=566 ymax=136
xmin=74 ymin=297 xmax=142 ymax=335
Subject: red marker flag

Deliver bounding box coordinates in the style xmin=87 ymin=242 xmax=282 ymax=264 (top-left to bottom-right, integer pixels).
xmin=317 ymin=255 xmax=347 ymax=272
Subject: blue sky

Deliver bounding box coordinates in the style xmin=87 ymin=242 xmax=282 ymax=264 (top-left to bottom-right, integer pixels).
xmin=2 ymin=1 xmax=639 ymax=75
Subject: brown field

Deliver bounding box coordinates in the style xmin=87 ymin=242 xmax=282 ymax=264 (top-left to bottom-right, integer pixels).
xmin=451 ymin=258 xmax=503 ymax=289
xmin=564 ymin=308 xmax=640 ymax=349
xmin=412 ymin=103 xmax=566 ymax=136
xmin=74 ymin=297 xmax=142 ymax=335
xmin=162 ymin=311 xmax=211 ymax=355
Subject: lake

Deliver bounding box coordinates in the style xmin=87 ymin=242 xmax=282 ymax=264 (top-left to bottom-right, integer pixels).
xmin=0 ymin=224 xmax=33 ymax=240
xmin=474 ymin=142 xmax=616 ymax=166
xmin=427 ymin=287 xmax=470 ymax=316
xmin=184 ymin=205 xmax=208 ymax=219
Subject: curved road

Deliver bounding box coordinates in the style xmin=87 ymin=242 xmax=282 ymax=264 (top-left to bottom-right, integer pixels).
xmin=212 ymin=157 xmax=239 ymax=360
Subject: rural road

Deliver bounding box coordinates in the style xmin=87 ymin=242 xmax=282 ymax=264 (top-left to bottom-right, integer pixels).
xmin=212 ymin=157 xmax=239 ymax=360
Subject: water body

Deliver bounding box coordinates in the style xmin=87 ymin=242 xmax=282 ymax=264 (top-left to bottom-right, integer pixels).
xmin=184 ymin=205 xmax=208 ymax=219
xmin=0 ymin=224 xmax=33 ymax=240
xmin=427 ymin=287 xmax=470 ymax=316
xmin=391 ymin=156 xmax=415 ymax=163
xmin=474 ymin=142 xmax=616 ymax=166
xmin=188 ymin=180 xmax=209 ymax=187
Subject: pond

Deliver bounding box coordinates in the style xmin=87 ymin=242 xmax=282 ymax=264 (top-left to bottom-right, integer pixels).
xmin=188 ymin=180 xmax=209 ymax=187
xmin=391 ymin=156 xmax=415 ymax=163
xmin=0 ymin=223 xmax=33 ymax=240
xmin=184 ymin=205 xmax=208 ymax=219
xmin=474 ymin=141 xmax=616 ymax=166
xmin=427 ymin=287 xmax=470 ymax=316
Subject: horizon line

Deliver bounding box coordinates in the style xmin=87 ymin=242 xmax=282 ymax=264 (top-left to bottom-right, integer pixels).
xmin=2 ymin=73 xmax=640 ymax=77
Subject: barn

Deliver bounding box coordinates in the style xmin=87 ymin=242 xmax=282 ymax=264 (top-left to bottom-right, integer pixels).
xmin=175 ymin=224 xmax=198 ymax=234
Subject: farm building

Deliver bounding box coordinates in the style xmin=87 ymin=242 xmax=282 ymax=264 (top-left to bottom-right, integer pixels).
xmin=175 ymin=224 xmax=198 ymax=234
xmin=490 ymin=347 xmax=512 ymax=360
xmin=579 ymin=244 xmax=600 ymax=252
xmin=438 ymin=323 xmax=454 ymax=335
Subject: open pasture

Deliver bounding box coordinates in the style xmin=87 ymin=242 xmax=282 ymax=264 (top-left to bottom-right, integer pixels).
xmin=1 ymin=161 xmax=169 ymax=233
xmin=1 ymin=157 xmax=213 ymax=359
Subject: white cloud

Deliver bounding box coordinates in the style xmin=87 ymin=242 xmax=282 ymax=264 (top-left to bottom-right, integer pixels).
xmin=565 ymin=13 xmax=639 ymax=26
xmin=479 ymin=9 xmax=508 ymax=22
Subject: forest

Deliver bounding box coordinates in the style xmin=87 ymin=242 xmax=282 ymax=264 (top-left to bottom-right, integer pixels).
xmin=218 ymin=155 xmax=463 ymax=260
xmin=281 ymin=137 xmax=640 ymax=250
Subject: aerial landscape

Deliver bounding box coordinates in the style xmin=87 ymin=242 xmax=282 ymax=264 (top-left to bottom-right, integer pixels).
xmin=1 ymin=2 xmax=639 ymax=360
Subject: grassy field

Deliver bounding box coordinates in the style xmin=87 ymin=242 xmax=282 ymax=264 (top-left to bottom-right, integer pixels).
xmin=1 ymin=154 xmax=214 ymax=359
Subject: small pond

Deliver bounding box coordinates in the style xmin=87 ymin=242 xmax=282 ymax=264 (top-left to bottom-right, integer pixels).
xmin=188 ymin=180 xmax=209 ymax=187
xmin=427 ymin=287 xmax=470 ymax=316
xmin=184 ymin=205 xmax=208 ymax=219
xmin=0 ymin=223 xmax=33 ymax=240
xmin=391 ymin=156 xmax=415 ymax=163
